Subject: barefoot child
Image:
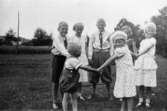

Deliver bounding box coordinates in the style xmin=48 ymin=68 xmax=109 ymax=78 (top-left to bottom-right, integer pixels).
xmin=97 ymin=31 xmax=136 ymax=111
xmin=135 ymin=22 xmax=158 ymax=108
xmin=59 ymin=43 xmax=97 ymax=111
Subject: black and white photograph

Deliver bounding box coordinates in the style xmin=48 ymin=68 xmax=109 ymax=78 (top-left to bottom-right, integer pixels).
xmin=0 ymin=0 xmax=167 ymax=111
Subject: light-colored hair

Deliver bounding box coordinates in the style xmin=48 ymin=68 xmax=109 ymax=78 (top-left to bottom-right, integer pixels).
xmin=112 ymin=31 xmax=128 ymax=43
xmin=57 ymin=21 xmax=68 ymax=31
xmin=144 ymin=22 xmax=156 ymax=35
xmin=67 ymin=42 xmax=81 ymax=57
xmin=73 ymin=23 xmax=84 ymax=31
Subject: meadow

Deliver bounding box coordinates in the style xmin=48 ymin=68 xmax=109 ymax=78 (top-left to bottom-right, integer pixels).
xmin=0 ymin=54 xmax=167 ymax=111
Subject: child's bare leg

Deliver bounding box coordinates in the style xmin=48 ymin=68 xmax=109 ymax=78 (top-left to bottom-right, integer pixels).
xmin=120 ymin=98 xmax=126 ymax=111
xmin=71 ymin=92 xmax=78 ymax=111
xmin=127 ymin=97 xmax=134 ymax=111
xmin=77 ymin=84 xmax=85 ymax=101
xmin=62 ymin=93 xmax=69 ymax=111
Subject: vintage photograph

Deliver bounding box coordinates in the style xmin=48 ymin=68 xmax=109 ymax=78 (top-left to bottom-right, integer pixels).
xmin=0 ymin=0 xmax=167 ymax=111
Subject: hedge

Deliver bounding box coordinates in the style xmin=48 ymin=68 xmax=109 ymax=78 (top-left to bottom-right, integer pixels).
xmin=0 ymin=46 xmax=51 ymax=54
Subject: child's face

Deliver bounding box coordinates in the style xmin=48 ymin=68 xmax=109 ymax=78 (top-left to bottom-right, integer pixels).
xmin=114 ymin=39 xmax=126 ymax=47
xmin=97 ymin=22 xmax=105 ymax=32
xmin=59 ymin=26 xmax=68 ymax=37
xmin=144 ymin=32 xmax=152 ymax=38
xmin=75 ymin=27 xmax=83 ymax=37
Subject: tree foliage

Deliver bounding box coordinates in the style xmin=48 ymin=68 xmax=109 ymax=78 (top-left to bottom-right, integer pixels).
xmin=4 ymin=29 xmax=19 ymax=45
xmin=115 ymin=18 xmax=144 ymax=49
xmin=151 ymin=6 xmax=167 ymax=57
xmin=32 ymin=28 xmax=52 ymax=46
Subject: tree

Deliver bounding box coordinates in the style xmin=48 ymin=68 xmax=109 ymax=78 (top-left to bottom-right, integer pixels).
xmin=4 ymin=29 xmax=18 ymax=45
xmin=151 ymin=6 xmax=167 ymax=57
xmin=32 ymin=28 xmax=52 ymax=46
xmin=115 ymin=18 xmax=144 ymax=49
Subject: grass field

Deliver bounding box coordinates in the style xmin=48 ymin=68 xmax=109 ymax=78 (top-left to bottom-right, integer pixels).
xmin=0 ymin=54 xmax=167 ymax=111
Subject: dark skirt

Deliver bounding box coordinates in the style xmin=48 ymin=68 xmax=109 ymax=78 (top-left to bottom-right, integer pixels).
xmin=51 ymin=54 xmax=66 ymax=83
xmin=59 ymin=68 xmax=81 ymax=93
xmin=89 ymin=50 xmax=113 ymax=84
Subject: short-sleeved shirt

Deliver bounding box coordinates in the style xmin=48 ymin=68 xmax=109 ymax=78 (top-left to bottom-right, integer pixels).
xmin=64 ymin=57 xmax=83 ymax=70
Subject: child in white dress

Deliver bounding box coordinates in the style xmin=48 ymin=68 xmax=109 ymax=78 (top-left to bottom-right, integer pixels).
xmin=98 ymin=31 xmax=136 ymax=111
xmin=135 ymin=22 xmax=158 ymax=108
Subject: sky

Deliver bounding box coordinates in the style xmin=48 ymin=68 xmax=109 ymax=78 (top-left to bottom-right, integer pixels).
xmin=0 ymin=0 xmax=166 ymax=39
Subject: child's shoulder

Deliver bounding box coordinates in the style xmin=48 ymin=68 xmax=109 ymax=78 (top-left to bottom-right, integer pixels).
xmin=145 ymin=37 xmax=156 ymax=44
xmin=66 ymin=57 xmax=79 ymax=63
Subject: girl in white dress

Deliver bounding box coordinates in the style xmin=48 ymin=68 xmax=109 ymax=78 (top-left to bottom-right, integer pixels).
xmin=98 ymin=31 xmax=136 ymax=111
xmin=135 ymin=22 xmax=158 ymax=108
xmin=68 ymin=23 xmax=89 ymax=100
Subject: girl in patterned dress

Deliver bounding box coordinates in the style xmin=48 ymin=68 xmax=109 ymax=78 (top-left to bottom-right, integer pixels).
xmin=134 ymin=22 xmax=158 ymax=108
xmin=97 ymin=31 xmax=136 ymax=111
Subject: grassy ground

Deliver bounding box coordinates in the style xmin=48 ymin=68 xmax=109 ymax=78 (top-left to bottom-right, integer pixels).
xmin=0 ymin=54 xmax=167 ymax=111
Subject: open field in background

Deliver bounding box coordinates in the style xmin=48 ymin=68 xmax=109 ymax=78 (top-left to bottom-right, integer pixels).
xmin=0 ymin=54 xmax=167 ymax=111
xmin=0 ymin=46 xmax=51 ymax=54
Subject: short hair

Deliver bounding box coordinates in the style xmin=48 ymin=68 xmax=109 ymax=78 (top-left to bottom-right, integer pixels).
xmin=67 ymin=42 xmax=81 ymax=57
xmin=57 ymin=21 xmax=68 ymax=31
xmin=144 ymin=22 xmax=156 ymax=35
xmin=73 ymin=23 xmax=84 ymax=31
xmin=96 ymin=18 xmax=106 ymax=26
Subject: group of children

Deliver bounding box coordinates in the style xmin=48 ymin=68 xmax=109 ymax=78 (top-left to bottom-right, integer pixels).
xmin=51 ymin=18 xmax=158 ymax=111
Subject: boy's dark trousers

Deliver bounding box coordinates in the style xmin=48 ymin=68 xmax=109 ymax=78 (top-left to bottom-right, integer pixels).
xmin=52 ymin=54 xmax=66 ymax=104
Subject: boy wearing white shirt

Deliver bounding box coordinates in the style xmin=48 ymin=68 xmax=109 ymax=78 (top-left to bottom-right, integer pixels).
xmin=51 ymin=21 xmax=70 ymax=109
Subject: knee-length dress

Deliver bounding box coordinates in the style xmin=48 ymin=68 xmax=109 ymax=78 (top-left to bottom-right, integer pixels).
xmin=134 ymin=37 xmax=158 ymax=87
xmin=114 ymin=45 xmax=136 ymax=98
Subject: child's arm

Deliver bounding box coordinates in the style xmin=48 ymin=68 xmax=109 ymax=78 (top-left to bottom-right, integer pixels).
xmin=138 ymin=44 xmax=154 ymax=57
xmin=78 ymin=65 xmax=98 ymax=73
xmin=97 ymin=53 xmax=119 ymax=71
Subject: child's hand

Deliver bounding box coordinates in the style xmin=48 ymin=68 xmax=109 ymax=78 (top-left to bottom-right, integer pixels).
xmin=97 ymin=67 xmax=103 ymax=74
